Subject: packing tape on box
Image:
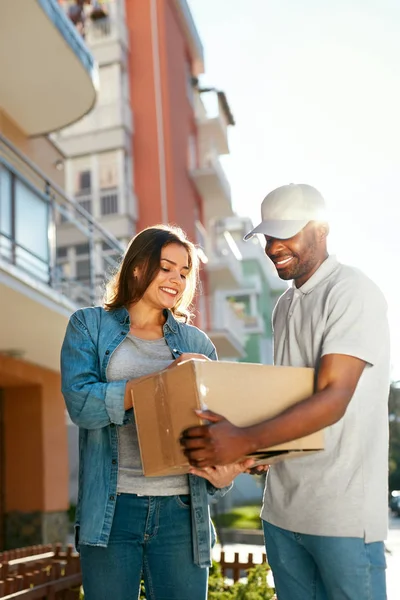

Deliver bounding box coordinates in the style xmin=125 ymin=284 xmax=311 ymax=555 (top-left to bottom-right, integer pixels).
xmin=154 ymin=373 xmax=174 ymax=466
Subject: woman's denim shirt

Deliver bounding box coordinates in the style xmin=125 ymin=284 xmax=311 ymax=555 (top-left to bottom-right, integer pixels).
xmin=61 ymin=306 xmax=230 ymax=568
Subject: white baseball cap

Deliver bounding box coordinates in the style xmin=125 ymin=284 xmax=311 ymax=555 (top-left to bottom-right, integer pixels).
xmin=244 ymin=183 xmax=327 ymax=240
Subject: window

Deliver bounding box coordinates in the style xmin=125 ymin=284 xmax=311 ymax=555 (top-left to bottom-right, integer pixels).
xmin=99 ymin=151 xmax=119 ymax=215
xmin=76 ymin=259 xmax=91 ymax=281
xmin=99 ymin=151 xmax=118 ymax=189
xmin=76 ymin=243 xmax=90 ymax=256
xmin=77 ymin=170 xmax=91 ymax=194
xmin=72 ymin=158 xmax=92 ymax=197
xmin=102 ymin=240 xmax=121 ymax=274
xmin=74 ymin=243 xmax=91 ymax=284
xmin=57 ymin=246 xmax=68 ymax=259
xmin=15 ymin=179 xmax=49 ymax=282
xmin=77 ymin=198 xmax=92 ymax=215
xmin=0 ymin=166 xmax=12 ymax=261
xmin=101 ymin=190 xmax=118 ymax=215
xmin=71 ymin=159 xmax=92 ymax=216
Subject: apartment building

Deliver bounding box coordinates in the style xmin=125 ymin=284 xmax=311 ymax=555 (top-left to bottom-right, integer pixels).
xmin=56 ymin=1 xmax=285 ymax=355
xmin=0 ymin=0 xmax=123 ymax=550
xmin=55 ymin=1 xmax=237 ymax=345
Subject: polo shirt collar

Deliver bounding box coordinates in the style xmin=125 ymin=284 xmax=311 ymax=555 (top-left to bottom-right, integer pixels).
xmin=294 ymin=254 xmax=339 ymax=294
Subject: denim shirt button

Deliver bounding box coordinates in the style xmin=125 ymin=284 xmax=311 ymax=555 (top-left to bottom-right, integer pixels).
xmin=112 ymin=459 xmax=117 ymax=465
xmin=121 ymin=331 xmax=127 ymax=335
xmin=109 ymin=495 xmax=115 ymax=501
xmin=105 ymin=350 xmax=110 ymax=355
xmin=110 ymin=423 xmax=115 ymax=428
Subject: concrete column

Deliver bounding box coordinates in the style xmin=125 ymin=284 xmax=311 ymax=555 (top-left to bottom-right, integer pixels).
xmin=1 ymin=359 xmax=69 ymax=549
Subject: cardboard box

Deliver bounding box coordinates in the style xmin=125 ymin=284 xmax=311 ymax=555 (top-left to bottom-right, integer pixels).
xmin=132 ymin=359 xmax=324 ymax=477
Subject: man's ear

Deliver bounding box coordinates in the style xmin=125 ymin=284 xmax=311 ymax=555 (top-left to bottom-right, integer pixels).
xmin=317 ymin=222 xmax=329 ymax=241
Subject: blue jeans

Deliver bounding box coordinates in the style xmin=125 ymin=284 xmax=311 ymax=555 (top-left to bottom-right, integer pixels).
xmin=263 ymin=520 xmax=387 ymax=600
xmin=80 ymin=493 xmax=208 ymax=600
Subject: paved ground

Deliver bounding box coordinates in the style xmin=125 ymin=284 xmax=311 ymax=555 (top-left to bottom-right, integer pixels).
xmin=213 ymin=512 xmax=400 ymax=598
xmin=386 ymin=513 xmax=400 ymax=599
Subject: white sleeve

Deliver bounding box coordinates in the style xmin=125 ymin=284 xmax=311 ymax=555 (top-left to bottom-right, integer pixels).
xmin=321 ymin=276 xmax=389 ymax=366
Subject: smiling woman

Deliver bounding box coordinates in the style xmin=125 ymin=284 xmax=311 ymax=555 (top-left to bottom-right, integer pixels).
xmin=104 ymin=224 xmax=198 ymax=324
xmin=60 ymin=224 xmax=251 ymax=600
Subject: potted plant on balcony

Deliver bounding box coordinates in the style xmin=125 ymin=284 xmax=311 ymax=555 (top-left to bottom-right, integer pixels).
xmin=89 ymin=0 xmax=108 ymax=21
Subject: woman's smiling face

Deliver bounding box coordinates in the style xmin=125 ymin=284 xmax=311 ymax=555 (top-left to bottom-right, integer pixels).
xmin=140 ymin=243 xmax=190 ymax=310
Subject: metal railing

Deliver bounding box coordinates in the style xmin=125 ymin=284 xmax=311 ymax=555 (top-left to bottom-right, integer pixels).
xmin=59 ymin=0 xmax=128 ymax=48
xmin=0 ymin=133 xmax=124 ymax=307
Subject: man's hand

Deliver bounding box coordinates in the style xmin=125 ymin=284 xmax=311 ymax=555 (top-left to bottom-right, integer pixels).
xmin=188 ymin=459 xmax=255 ymax=487
xmin=245 ymin=464 xmax=270 ymax=475
xmin=180 ymin=410 xmax=252 ymax=467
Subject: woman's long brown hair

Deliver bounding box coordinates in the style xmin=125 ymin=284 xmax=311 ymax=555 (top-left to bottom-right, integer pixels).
xmin=104 ymin=225 xmax=199 ymax=322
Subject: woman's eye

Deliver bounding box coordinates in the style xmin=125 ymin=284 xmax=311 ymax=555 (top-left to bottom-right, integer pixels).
xmin=180 ymin=274 xmax=187 ymax=280
xmin=161 ymin=267 xmax=169 ymax=272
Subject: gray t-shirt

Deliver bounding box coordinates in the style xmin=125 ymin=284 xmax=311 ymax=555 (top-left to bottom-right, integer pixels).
xmin=261 ymin=255 xmax=390 ymax=543
xmin=107 ymin=334 xmax=189 ymax=496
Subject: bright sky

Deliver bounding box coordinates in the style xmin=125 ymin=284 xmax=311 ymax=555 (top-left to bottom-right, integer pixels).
xmin=189 ymin=0 xmax=400 ymax=379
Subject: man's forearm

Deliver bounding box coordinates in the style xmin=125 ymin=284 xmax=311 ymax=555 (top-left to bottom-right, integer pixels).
xmin=242 ymin=387 xmax=349 ymax=454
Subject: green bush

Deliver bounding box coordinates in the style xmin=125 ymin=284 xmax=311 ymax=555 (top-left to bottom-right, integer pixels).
xmin=213 ymin=505 xmax=262 ymax=530
xmin=68 ymin=503 xmax=76 ymax=524
xmin=208 ymin=560 xmax=275 ymax=599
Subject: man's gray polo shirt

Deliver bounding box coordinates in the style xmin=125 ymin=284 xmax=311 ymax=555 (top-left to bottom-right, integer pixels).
xmin=261 ymin=255 xmax=390 ymax=542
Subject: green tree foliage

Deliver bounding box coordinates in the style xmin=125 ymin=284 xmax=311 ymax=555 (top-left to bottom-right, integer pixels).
xmin=389 ymin=381 xmax=400 ymax=493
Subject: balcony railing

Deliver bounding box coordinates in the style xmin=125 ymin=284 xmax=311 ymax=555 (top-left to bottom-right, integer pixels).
xmin=194 ymin=91 xmax=231 ymax=155
xmin=60 ymin=0 xmax=128 ymax=48
xmin=195 ymin=220 xmax=243 ymax=288
xmin=200 ymin=148 xmax=231 ymax=197
xmin=207 ymin=294 xmax=247 ymax=344
xmin=202 ymin=293 xmax=247 ymax=359
xmin=0 ymin=133 xmax=124 ymax=307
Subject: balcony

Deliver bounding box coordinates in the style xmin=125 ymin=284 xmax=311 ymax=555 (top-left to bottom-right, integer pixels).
xmin=191 ymin=149 xmax=231 ymax=215
xmin=0 ymin=0 xmax=97 ymax=136
xmin=228 ymin=298 xmax=265 ymax=335
xmin=0 ymin=133 xmax=124 ymax=372
xmin=55 ymin=99 xmax=133 ymax=138
xmin=196 ymin=221 xmax=243 ymax=290
xmin=53 ymin=98 xmax=132 ymax=156
xmin=60 ymin=0 xmax=129 ymax=65
xmin=205 ymin=294 xmax=247 ymax=360
xmin=86 ymin=3 xmax=129 ymax=68
xmin=194 ymin=91 xmax=232 ymax=156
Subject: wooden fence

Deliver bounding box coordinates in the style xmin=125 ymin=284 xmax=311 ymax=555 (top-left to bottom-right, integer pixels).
xmin=1 ymin=545 xmax=269 ymax=597
xmin=0 ymin=544 xmax=81 ymax=599
xmin=218 ymin=550 xmax=268 ymax=582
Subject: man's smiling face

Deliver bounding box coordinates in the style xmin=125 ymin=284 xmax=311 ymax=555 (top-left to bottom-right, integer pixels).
xmin=264 ymin=221 xmax=328 ymax=288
